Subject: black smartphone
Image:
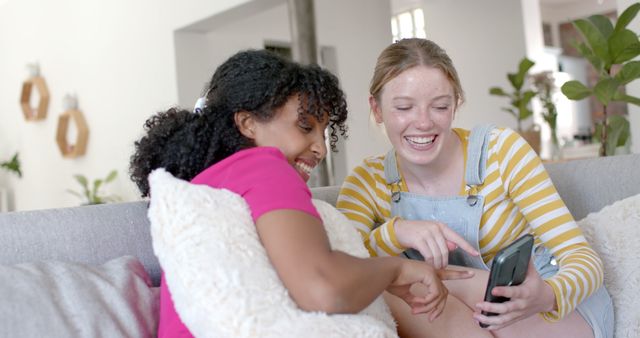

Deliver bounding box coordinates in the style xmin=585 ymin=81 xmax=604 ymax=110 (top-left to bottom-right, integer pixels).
xmin=479 ymin=234 xmax=534 ymax=328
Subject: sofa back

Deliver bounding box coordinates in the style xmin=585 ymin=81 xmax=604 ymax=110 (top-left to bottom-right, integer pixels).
xmin=0 ymin=200 xmax=159 ymax=283
xmin=545 ymin=153 xmax=640 ymax=220
xmin=1 ymin=153 xmax=639 ymax=287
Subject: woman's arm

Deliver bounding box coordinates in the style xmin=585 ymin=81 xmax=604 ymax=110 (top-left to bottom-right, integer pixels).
xmin=256 ymin=209 xmax=472 ymax=316
xmin=232 ymin=150 xmax=472 ymax=315
xmin=496 ymin=128 xmax=604 ymax=320
xmin=337 ymin=163 xmax=407 ymax=257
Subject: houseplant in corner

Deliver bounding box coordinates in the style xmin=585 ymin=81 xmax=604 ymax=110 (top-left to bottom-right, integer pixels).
xmin=67 ymin=170 xmax=120 ymax=205
xmin=561 ymin=2 xmax=640 ymax=156
xmin=1 ymin=153 xmax=22 ymax=178
xmin=489 ymin=57 xmax=541 ymax=153
xmin=0 ymin=152 xmax=22 ymax=212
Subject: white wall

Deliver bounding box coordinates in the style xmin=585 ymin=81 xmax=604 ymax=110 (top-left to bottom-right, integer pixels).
xmin=0 ymin=0 xmax=253 ymax=211
xmin=418 ymin=0 xmax=528 ymax=130
xmin=0 ymin=0 xmax=391 ymax=211
xmin=176 ymin=0 xmax=291 ymax=108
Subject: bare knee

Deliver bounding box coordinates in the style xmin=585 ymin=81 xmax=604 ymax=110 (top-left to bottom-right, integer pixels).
xmin=384 ymin=291 xmax=494 ymax=338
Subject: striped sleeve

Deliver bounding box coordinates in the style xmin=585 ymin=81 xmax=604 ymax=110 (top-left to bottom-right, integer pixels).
xmin=337 ymin=157 xmax=406 ymax=257
xmin=494 ymin=128 xmax=604 ymax=321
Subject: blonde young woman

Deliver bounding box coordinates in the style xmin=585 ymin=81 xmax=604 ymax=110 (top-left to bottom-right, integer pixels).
xmin=337 ymin=39 xmax=613 ymax=338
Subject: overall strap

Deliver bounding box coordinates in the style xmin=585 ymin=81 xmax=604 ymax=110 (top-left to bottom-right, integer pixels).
xmin=383 ymin=149 xmax=403 ymax=202
xmin=465 ymin=124 xmax=495 ymax=186
xmin=383 ymin=149 xmax=400 ymax=184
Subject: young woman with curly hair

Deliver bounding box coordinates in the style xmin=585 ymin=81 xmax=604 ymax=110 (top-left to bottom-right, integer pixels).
xmin=129 ymin=49 xmax=472 ymax=338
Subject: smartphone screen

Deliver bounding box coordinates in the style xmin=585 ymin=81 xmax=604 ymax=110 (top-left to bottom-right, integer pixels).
xmin=479 ymin=234 xmax=534 ymax=328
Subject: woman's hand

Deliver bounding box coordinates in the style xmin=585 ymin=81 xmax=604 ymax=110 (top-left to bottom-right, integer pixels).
xmin=395 ymin=219 xmax=480 ymax=269
xmin=386 ymin=260 xmax=474 ymax=321
xmin=473 ymin=260 xmax=556 ymax=330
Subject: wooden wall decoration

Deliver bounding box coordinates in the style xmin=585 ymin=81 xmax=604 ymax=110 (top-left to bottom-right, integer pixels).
xmin=56 ymin=109 xmax=89 ymax=158
xmin=20 ymin=76 xmax=50 ymax=121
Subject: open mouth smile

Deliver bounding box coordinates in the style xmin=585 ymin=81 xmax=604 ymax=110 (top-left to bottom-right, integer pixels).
xmin=295 ymin=160 xmax=316 ymax=181
xmin=405 ymin=135 xmax=436 ymax=147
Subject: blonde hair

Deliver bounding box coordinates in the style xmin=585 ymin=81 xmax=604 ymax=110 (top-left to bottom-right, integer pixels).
xmin=369 ymin=38 xmax=464 ymax=108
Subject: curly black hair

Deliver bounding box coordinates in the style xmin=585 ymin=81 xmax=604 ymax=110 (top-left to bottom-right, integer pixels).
xmin=129 ymin=49 xmax=348 ymax=197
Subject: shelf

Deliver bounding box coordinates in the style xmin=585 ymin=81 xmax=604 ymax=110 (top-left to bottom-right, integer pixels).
xmin=56 ymin=109 xmax=89 ymax=158
xmin=20 ymin=76 xmax=50 ymax=121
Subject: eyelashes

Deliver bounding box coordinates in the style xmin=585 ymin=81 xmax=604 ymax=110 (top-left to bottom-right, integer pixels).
xmin=393 ymin=106 xmax=451 ymax=111
xmin=299 ymin=124 xmax=313 ymax=132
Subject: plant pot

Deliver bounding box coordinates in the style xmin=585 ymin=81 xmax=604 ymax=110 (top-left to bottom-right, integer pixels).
xmin=561 ymin=143 xmax=601 ymax=160
xmin=0 ymin=187 xmax=11 ymax=212
xmin=519 ymin=130 xmax=541 ymax=155
xmin=615 ymin=144 xmax=631 ymax=155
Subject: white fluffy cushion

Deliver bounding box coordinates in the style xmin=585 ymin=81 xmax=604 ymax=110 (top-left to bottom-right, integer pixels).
xmin=148 ymin=169 xmax=397 ymax=338
xmin=0 ymin=256 xmax=159 ymax=338
xmin=578 ymin=193 xmax=640 ymax=338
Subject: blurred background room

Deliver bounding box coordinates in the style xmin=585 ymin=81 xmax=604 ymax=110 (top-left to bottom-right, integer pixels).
xmin=1 ymin=0 xmax=638 ymax=212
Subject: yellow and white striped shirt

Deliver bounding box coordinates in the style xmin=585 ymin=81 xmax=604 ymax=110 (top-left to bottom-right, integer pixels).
xmin=337 ymin=127 xmax=603 ymax=321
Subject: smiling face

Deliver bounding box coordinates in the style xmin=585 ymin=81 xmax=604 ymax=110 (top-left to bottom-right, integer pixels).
xmin=371 ymin=65 xmax=457 ymax=169
xmin=236 ymin=95 xmax=328 ymax=182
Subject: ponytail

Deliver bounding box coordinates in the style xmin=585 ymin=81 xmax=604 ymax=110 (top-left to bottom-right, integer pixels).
xmin=129 ymin=108 xmax=213 ymax=197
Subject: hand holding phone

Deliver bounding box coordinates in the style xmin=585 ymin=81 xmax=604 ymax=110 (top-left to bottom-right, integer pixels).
xmin=479 ymin=234 xmax=534 ymax=328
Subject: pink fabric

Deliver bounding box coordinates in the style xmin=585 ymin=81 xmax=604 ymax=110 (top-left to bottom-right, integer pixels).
xmin=157 ymin=147 xmax=320 ymax=338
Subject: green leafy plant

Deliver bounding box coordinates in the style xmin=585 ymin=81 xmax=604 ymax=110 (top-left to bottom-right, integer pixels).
xmin=1 ymin=153 xmax=22 ymax=178
xmin=531 ymin=71 xmax=560 ymax=149
xmin=561 ymin=3 xmax=640 ymax=156
xmin=67 ymin=170 xmax=120 ymax=205
xmin=490 ymin=57 xmax=537 ymax=132
xmin=594 ymin=114 xmax=630 ymax=152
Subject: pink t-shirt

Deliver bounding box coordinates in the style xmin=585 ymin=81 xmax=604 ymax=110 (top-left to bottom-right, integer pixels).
xmin=157 ymin=147 xmax=320 ymax=338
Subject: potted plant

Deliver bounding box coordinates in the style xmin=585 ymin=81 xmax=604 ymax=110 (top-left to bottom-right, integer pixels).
xmin=67 ymin=170 xmax=120 ymax=205
xmin=561 ymin=3 xmax=640 ymax=156
xmin=531 ymin=71 xmax=561 ymax=158
xmin=0 ymin=153 xmax=21 ymax=212
xmin=489 ymin=57 xmax=541 ymax=153
xmin=1 ymin=153 xmax=22 ymax=178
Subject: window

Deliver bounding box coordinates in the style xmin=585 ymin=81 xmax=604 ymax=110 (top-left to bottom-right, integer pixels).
xmin=391 ymin=8 xmax=425 ymax=42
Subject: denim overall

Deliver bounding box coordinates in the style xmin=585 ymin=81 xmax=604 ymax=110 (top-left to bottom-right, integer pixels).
xmin=381 ymin=124 xmax=613 ymax=338
xmin=382 ymin=124 xmax=494 ymax=270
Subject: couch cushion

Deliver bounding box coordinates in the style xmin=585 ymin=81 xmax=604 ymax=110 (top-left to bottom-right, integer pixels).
xmin=148 ymin=169 xmax=397 ymax=338
xmin=0 ymin=256 xmax=159 ymax=338
xmin=577 ymin=193 xmax=640 ymax=338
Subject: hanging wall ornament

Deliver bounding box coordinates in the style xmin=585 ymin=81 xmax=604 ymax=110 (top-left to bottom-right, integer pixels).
xmin=19 ymin=63 xmax=50 ymax=121
xmin=56 ymin=94 xmax=89 ymax=158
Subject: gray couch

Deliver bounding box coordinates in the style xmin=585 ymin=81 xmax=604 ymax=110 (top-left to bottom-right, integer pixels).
xmin=1 ymin=154 xmax=639 ymax=337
